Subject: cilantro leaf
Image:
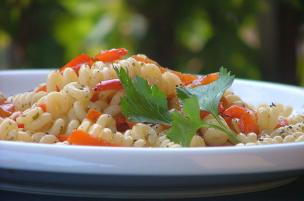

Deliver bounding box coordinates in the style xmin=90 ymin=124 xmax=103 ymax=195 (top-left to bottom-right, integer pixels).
xmin=167 ymin=96 xmax=203 ymax=146
xmin=187 ymin=67 xmax=234 ymax=116
xmin=176 ymin=87 xmax=192 ymax=100
xmin=115 ymin=67 xmax=171 ymax=124
xmin=177 ymin=67 xmax=240 ymax=144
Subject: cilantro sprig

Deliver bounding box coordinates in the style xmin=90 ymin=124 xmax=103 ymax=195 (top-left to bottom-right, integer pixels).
xmin=115 ymin=67 xmax=171 ymax=124
xmin=166 ymin=96 xmax=203 ymax=146
xmin=177 ymin=67 xmax=240 ymax=144
xmin=115 ymin=66 xmax=240 ymax=146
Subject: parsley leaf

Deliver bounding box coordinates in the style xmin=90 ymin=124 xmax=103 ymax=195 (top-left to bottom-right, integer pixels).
xmin=115 ymin=67 xmax=171 ymax=124
xmin=178 ymin=67 xmax=240 ymax=144
xmin=167 ymin=96 xmax=203 ymax=146
xmin=187 ymin=67 xmax=234 ymax=115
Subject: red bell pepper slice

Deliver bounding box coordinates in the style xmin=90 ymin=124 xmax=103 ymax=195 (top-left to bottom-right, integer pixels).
xmin=223 ymin=105 xmax=259 ymax=134
xmin=190 ymin=73 xmax=219 ymax=88
xmin=67 ymin=130 xmax=116 ymax=146
xmin=95 ymin=48 xmax=128 ymax=63
xmin=0 ymin=103 xmax=15 ymax=118
xmin=60 ymin=53 xmax=94 ymax=74
xmin=91 ymin=79 xmax=123 ymax=102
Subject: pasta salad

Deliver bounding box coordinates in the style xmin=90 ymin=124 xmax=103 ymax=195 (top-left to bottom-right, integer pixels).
xmin=0 ymin=48 xmax=304 ymax=147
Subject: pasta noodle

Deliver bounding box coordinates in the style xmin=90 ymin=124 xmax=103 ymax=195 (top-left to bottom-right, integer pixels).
xmin=256 ymin=103 xmax=292 ymax=132
xmin=7 ymin=91 xmax=47 ymax=111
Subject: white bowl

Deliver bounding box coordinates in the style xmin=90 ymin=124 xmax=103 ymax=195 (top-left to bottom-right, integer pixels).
xmin=0 ymin=70 xmax=303 ymax=198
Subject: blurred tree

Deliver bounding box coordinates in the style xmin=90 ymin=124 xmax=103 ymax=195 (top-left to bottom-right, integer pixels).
xmin=128 ymin=0 xmax=261 ymax=79
xmin=259 ymin=0 xmax=303 ymax=84
xmin=0 ymin=0 xmax=303 ymax=86
xmin=0 ymin=0 xmax=66 ymax=68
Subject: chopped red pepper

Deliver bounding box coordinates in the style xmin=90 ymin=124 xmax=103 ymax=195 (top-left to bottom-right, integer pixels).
xmin=0 ymin=98 xmax=6 ymax=105
xmin=223 ymin=105 xmax=259 ymax=134
xmin=57 ymin=134 xmax=69 ymax=142
xmin=91 ymin=79 xmax=123 ymax=103
xmin=199 ymin=100 xmax=225 ymax=119
xmin=90 ymin=92 xmax=99 ymax=102
xmin=161 ymin=67 xmax=198 ymax=85
xmin=190 ymin=72 xmax=219 ymax=88
xmin=94 ymin=79 xmax=123 ymax=92
xmin=276 ymin=119 xmax=289 ymax=128
xmin=18 ymin=124 xmax=24 ymax=129
xmin=0 ymin=103 xmax=15 ymax=118
xmin=35 ymin=84 xmax=47 ymax=93
xmin=200 ymin=110 xmax=209 ymax=119
xmin=132 ymin=55 xmax=159 ymax=65
xmin=67 ymin=130 xmax=116 ymax=146
xmin=86 ymin=109 xmax=101 ymax=123
xmin=37 ymin=103 xmax=47 ymax=112
xmin=60 ymin=53 xmax=94 ymax=74
xmin=114 ymin=114 xmax=130 ymax=132
xmin=95 ymin=48 xmax=128 ymax=63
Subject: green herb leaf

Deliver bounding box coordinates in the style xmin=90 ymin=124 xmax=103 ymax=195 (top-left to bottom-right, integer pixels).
xmin=167 ymin=96 xmax=203 ymax=146
xmin=176 ymin=87 xmax=192 ymax=100
xmin=187 ymin=67 xmax=234 ymax=116
xmin=115 ymin=67 xmax=171 ymax=124
xmin=178 ymin=67 xmax=240 ymax=144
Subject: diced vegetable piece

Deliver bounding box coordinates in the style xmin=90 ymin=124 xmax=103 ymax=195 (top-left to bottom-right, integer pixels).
xmin=223 ymin=105 xmax=259 ymax=134
xmin=57 ymin=134 xmax=68 ymax=142
xmin=177 ymin=72 xmax=199 ymax=85
xmin=277 ymin=119 xmax=289 ymax=128
xmin=18 ymin=124 xmax=24 ymax=129
xmin=0 ymin=103 xmax=15 ymax=117
xmin=200 ymin=110 xmax=209 ymax=119
xmin=218 ymin=100 xmax=225 ymax=113
xmin=223 ymin=105 xmax=245 ymax=117
xmin=60 ymin=54 xmax=94 ymax=73
xmin=35 ymin=84 xmax=47 ymax=92
xmin=95 ymin=48 xmax=128 ymax=63
xmin=86 ymin=109 xmax=101 ymax=123
xmin=37 ymin=103 xmax=47 ymax=112
xmin=67 ymin=130 xmax=115 ymax=146
xmin=91 ymin=79 xmax=123 ymax=102
xmin=114 ymin=114 xmax=130 ymax=132
xmin=132 ymin=55 xmax=159 ymax=65
xmin=94 ymin=79 xmax=122 ymax=92
xmin=190 ymin=72 xmax=219 ymax=87
xmin=200 ymin=101 xmax=224 ymax=119
xmin=90 ymin=92 xmax=99 ymax=102
xmin=161 ymin=67 xmax=198 ymax=85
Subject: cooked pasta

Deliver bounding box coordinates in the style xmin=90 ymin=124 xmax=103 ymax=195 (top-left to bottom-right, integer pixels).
xmin=7 ymin=91 xmax=47 ymax=111
xmin=256 ymin=103 xmax=292 ymax=132
xmin=1 ymin=48 xmax=303 ymax=148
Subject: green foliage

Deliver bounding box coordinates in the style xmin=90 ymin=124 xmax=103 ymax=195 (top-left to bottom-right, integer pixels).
xmin=185 ymin=67 xmax=234 ymax=115
xmin=115 ymin=67 xmax=171 ymax=124
xmin=0 ymin=0 xmax=302 ymax=85
xmin=167 ymin=96 xmax=203 ymax=147
xmin=177 ymin=67 xmax=240 ymax=144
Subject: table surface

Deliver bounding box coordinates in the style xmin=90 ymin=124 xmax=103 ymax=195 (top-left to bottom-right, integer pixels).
xmin=0 ymin=176 xmax=303 ymax=201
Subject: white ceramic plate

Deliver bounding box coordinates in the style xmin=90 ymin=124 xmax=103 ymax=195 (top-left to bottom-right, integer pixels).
xmin=0 ymin=70 xmax=304 ymax=198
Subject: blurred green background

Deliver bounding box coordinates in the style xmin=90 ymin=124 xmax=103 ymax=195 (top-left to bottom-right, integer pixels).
xmin=0 ymin=0 xmax=304 ymax=85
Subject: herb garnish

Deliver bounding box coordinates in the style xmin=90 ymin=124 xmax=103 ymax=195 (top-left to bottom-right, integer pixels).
xmin=115 ymin=67 xmax=171 ymax=124
xmin=115 ymin=66 xmax=240 ymax=146
xmin=166 ymin=95 xmax=203 ymax=146
xmin=176 ymin=67 xmax=240 ymax=144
